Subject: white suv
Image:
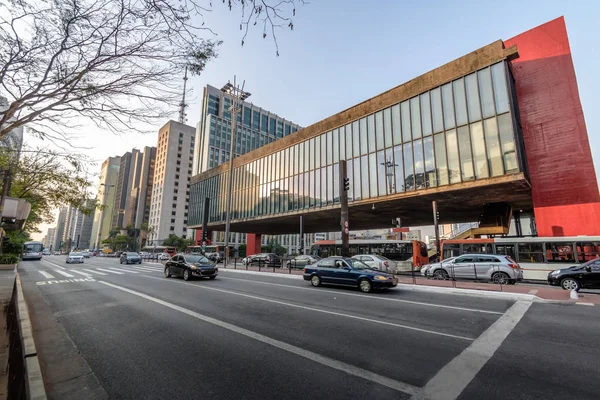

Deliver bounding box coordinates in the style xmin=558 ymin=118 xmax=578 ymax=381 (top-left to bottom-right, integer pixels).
xmin=424 ymin=254 xmax=523 ymax=284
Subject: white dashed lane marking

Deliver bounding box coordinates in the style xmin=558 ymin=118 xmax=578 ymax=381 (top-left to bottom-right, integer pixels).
xmin=72 ymin=270 xmax=93 ymax=277
xmin=38 ymin=271 xmax=55 ymax=279
xmin=95 ymin=268 xmax=124 ymax=275
xmin=109 ymin=268 xmax=138 ymax=274
xmin=55 ymin=270 xmax=75 ymax=278
xmin=83 ymin=269 xmax=108 ymax=276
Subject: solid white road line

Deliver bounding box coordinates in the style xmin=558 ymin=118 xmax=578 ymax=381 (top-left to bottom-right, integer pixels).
xmin=130 ymin=266 xmax=161 ymax=272
xmin=42 ymin=259 xmax=67 ymax=269
xmin=96 ymin=268 xmax=124 ymax=275
xmin=219 ymin=276 xmax=504 ymax=315
xmin=109 ymin=267 xmax=138 ymax=274
xmin=83 ymin=269 xmax=108 ymax=276
xmin=54 ymin=270 xmax=75 ymax=278
xmin=144 ymin=276 xmax=474 ymax=341
xmin=576 ymin=302 xmax=594 ymax=306
xmin=423 ymin=300 xmax=533 ymax=400
xmin=98 ymin=280 xmax=424 ymax=398
xmin=71 ymin=270 xmax=93 ymax=277
xmin=38 ymin=271 xmax=55 ymax=279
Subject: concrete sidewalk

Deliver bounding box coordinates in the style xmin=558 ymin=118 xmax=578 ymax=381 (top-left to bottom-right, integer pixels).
xmin=218 ymin=264 xmax=600 ymax=305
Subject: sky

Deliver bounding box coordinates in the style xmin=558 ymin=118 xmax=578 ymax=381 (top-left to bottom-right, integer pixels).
xmin=29 ymin=0 xmax=600 ymax=240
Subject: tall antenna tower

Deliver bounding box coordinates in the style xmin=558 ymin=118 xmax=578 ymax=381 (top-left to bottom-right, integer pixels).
xmin=178 ymin=66 xmax=189 ymax=124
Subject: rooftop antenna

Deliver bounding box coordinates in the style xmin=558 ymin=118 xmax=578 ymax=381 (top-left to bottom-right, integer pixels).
xmin=178 ymin=66 xmax=189 ymax=124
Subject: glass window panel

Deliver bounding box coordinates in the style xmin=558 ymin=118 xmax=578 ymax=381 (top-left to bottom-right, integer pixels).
xmin=274 ymin=152 xmax=280 ymax=181
xmin=308 ymin=139 xmax=314 ymax=170
xmin=333 ymin=163 xmax=340 ymax=204
xmin=327 ymin=165 xmax=333 ymax=205
xmin=367 ymin=115 xmax=376 ymax=153
xmin=465 ymin=73 xmax=482 ymax=123
xmin=391 ymin=104 xmax=402 ymax=145
xmin=377 ymin=150 xmax=387 ymax=196
xmin=314 ymin=169 xmax=320 ymax=207
xmin=453 ymin=78 xmax=469 ymax=126
xmin=322 ymin=167 xmax=328 ymax=205
xmin=339 ymin=126 xmax=346 ymax=161
xmin=393 ymin=145 xmax=404 ymax=193
xmin=431 ymin=87 xmax=444 ymax=133
xmin=353 ymin=157 xmax=361 ymax=200
xmin=403 ymin=142 xmax=414 ymax=191
xmin=484 ymin=117 xmax=504 ymax=176
xmin=420 ymin=92 xmax=432 ymax=137
xmin=478 ymin=68 xmax=495 ymax=118
xmin=346 ymin=158 xmax=354 ymax=201
xmin=297 ymin=173 xmax=303 ymax=209
xmin=345 ymin=124 xmax=353 ymax=160
xmin=497 ymin=114 xmax=518 ymax=172
xmin=413 ymin=139 xmax=425 ymax=189
xmin=333 ymin=128 xmax=340 ymax=163
xmin=321 ymin=133 xmax=327 ymax=167
xmin=361 ymin=155 xmax=369 ymax=198
xmin=315 ymin=137 xmax=321 ymax=169
xmin=410 ymin=97 xmax=421 ymax=140
xmin=446 ymin=129 xmax=461 ymax=184
xmin=296 ymin=144 xmax=302 ymax=174
xmin=401 ymin=101 xmax=411 ymax=142
xmin=434 ymin=133 xmax=449 ymax=186
xmin=375 ymin=111 xmax=385 ymax=150
xmin=383 ymin=108 xmax=392 ymax=149
xmin=470 ymin=121 xmax=489 ymax=179
xmin=441 ymin=83 xmax=455 ymax=129
xmin=457 ymin=126 xmax=475 ymax=181
xmin=369 ymin=153 xmax=378 ymax=196
xmin=352 ymin=121 xmax=361 ymax=157
xmin=423 ymin=136 xmax=435 ymax=188
xmin=326 ymin=131 xmax=333 ymax=165
xmin=491 ymin=62 xmax=510 ymax=114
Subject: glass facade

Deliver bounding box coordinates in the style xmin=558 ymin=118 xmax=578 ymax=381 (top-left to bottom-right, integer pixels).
xmin=190 ymin=61 xmax=523 ymax=227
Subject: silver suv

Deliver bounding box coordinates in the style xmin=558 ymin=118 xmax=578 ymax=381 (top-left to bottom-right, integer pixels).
xmin=424 ymin=254 xmax=523 ymax=284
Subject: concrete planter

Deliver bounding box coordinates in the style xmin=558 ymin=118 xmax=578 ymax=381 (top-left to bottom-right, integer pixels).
xmin=0 ymin=263 xmax=17 ymax=271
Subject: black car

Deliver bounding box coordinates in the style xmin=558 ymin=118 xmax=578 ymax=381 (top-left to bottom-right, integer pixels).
xmin=243 ymin=253 xmax=281 ymax=267
xmin=303 ymin=257 xmax=398 ymax=293
xmin=548 ymin=258 xmax=600 ymax=291
xmin=120 ymin=252 xmax=142 ymax=264
xmin=164 ymin=254 xmax=218 ymax=281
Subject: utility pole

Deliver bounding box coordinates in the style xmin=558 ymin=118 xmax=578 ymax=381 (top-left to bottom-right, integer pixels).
xmin=339 ymin=160 xmax=350 ymax=257
xmin=432 ymin=200 xmax=441 ymax=261
xmin=221 ymin=77 xmax=251 ymax=267
xmin=298 ymin=216 xmax=304 ymax=255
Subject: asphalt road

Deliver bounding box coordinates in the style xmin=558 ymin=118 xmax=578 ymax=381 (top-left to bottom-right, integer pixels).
xmin=18 ymin=256 xmax=600 ymax=400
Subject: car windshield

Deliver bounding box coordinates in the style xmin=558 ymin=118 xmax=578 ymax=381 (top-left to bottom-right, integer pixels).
xmin=127 ymin=252 xmax=138 ymax=256
xmin=583 ymin=258 xmax=600 ymax=267
xmin=345 ymin=259 xmax=371 ymax=269
xmin=441 ymin=257 xmax=457 ymax=263
xmin=69 ymin=252 xmax=82 ymax=256
xmin=184 ymin=255 xmax=210 ymax=264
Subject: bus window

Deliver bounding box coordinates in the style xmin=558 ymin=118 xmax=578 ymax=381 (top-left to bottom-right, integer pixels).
xmin=517 ymin=242 xmax=544 ymax=263
xmin=462 ymin=243 xmax=492 ymax=254
xmin=443 ymin=244 xmax=460 ymax=259
xmin=545 ymin=242 xmax=575 ymax=263
xmin=576 ymin=242 xmax=600 ymax=262
xmin=494 ymin=244 xmax=515 ymax=260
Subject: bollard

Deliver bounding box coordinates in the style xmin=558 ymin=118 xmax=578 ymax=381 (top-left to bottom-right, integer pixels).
xmin=451 ymin=264 xmax=456 ymax=288
xmin=473 ymin=264 xmax=478 ymax=282
xmin=258 ymin=259 xmax=261 ymax=272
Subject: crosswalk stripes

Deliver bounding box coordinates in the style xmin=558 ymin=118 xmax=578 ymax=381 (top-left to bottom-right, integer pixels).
xmin=72 ymin=270 xmax=93 ymax=277
xmin=96 ymin=268 xmax=124 ymax=275
xmin=130 ymin=266 xmax=160 ymax=272
xmin=108 ymin=267 xmax=138 ymax=274
xmin=83 ymin=269 xmax=108 ymax=276
xmin=55 ymin=270 xmax=75 ymax=278
xmin=39 ymin=271 xmax=55 ymax=279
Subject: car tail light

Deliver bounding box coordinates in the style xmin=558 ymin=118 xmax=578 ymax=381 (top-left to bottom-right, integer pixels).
xmin=383 ymin=261 xmax=389 ymax=267
xmin=303 ymin=268 xmax=307 ymax=273
xmin=508 ymin=263 xmax=520 ymax=269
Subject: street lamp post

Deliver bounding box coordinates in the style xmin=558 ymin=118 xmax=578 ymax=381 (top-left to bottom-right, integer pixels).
xmin=221 ymin=77 xmax=251 ymax=267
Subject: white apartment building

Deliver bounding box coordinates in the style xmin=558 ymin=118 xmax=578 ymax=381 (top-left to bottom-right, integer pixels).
xmin=148 ymin=120 xmax=195 ymax=245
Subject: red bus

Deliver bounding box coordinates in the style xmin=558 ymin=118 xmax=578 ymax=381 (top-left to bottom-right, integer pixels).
xmin=310 ymin=239 xmax=429 ymax=271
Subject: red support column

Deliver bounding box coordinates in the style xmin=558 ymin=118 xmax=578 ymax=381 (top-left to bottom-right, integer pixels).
xmin=246 ymin=233 xmax=262 ymax=256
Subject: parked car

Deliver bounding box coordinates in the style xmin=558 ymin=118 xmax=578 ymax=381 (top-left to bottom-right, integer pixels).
xmin=548 ymin=258 xmax=600 ymax=291
xmin=424 ymin=254 xmax=522 ymax=284
xmin=52 ymin=251 xmax=61 ymax=256
xmin=421 ymin=257 xmax=457 ymax=277
xmin=164 ymin=254 xmax=218 ymax=281
xmin=303 ymin=256 xmax=398 ymax=293
xmin=81 ymin=251 xmax=91 ymax=258
xmin=351 ymin=254 xmax=397 ymax=274
xmin=42 ymin=249 xmax=51 ymax=256
xmin=66 ymin=252 xmax=84 ymax=264
xmin=158 ymin=253 xmax=171 ymax=261
xmin=243 ymin=253 xmax=281 ymax=267
xmin=286 ymin=255 xmax=320 ymax=268
xmin=120 ymin=252 xmax=142 ymax=264
xmin=207 ymin=251 xmax=224 ymax=263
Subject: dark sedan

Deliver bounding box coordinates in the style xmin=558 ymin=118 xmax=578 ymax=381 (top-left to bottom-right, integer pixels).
xmin=120 ymin=252 xmax=142 ymax=264
xmin=548 ymin=258 xmax=600 ymax=291
xmin=164 ymin=254 xmax=218 ymax=281
xmin=303 ymin=256 xmax=398 ymax=293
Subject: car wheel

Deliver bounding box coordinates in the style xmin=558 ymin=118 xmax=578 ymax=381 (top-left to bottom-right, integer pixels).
xmin=492 ymin=272 xmax=511 ymax=285
xmin=164 ymin=267 xmax=171 ymax=278
xmin=507 ymin=280 xmax=517 ymax=285
xmin=183 ymin=269 xmax=191 ymax=281
xmin=310 ymin=275 xmax=321 ymax=287
xmin=138 ymin=261 xmax=142 ymax=264
xmin=433 ymin=269 xmax=449 ymax=280
xmin=359 ymin=279 xmax=372 ymax=293
xmin=209 ymin=276 xmax=216 ymax=280
xmin=560 ymin=277 xmax=580 ymax=291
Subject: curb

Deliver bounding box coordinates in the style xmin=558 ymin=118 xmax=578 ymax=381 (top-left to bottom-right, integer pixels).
xmin=15 ymin=273 xmax=47 ymax=399
xmin=219 ymin=268 xmax=543 ymax=301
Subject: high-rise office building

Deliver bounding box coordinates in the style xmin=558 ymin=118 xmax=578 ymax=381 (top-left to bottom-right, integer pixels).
xmin=54 ymin=206 xmax=67 ymax=251
xmin=147 ymin=120 xmax=195 ymax=245
xmin=45 ymin=228 xmax=56 ymax=251
xmin=90 ymin=156 xmax=121 ymax=249
xmin=192 ymin=84 xmax=303 ymax=254
xmin=112 ymin=149 xmax=140 ymax=228
xmin=125 ymin=146 xmax=156 ymax=229
xmin=65 ymin=200 xmax=95 ymax=250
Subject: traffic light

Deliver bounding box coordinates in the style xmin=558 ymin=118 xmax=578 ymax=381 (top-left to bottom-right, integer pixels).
xmin=343 ymin=177 xmax=350 ymax=191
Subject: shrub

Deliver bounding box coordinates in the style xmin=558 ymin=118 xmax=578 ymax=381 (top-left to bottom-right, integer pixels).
xmin=0 ymin=254 xmax=20 ymax=264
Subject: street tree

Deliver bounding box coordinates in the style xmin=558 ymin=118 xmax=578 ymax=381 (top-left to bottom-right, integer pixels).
xmin=162 ymin=233 xmax=194 ymax=251
xmin=0 ymin=0 xmax=306 ymax=141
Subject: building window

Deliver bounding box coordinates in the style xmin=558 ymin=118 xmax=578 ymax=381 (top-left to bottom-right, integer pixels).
xmin=171 ymin=219 xmax=175 ymax=223
xmin=172 ymin=203 xmax=177 ymax=208
xmin=176 ymin=167 xmax=180 ymax=172
xmin=177 ymin=161 xmax=181 ymax=165
xmin=172 ymin=211 xmax=176 ymax=216
xmin=170 ymin=226 xmax=175 ymax=231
